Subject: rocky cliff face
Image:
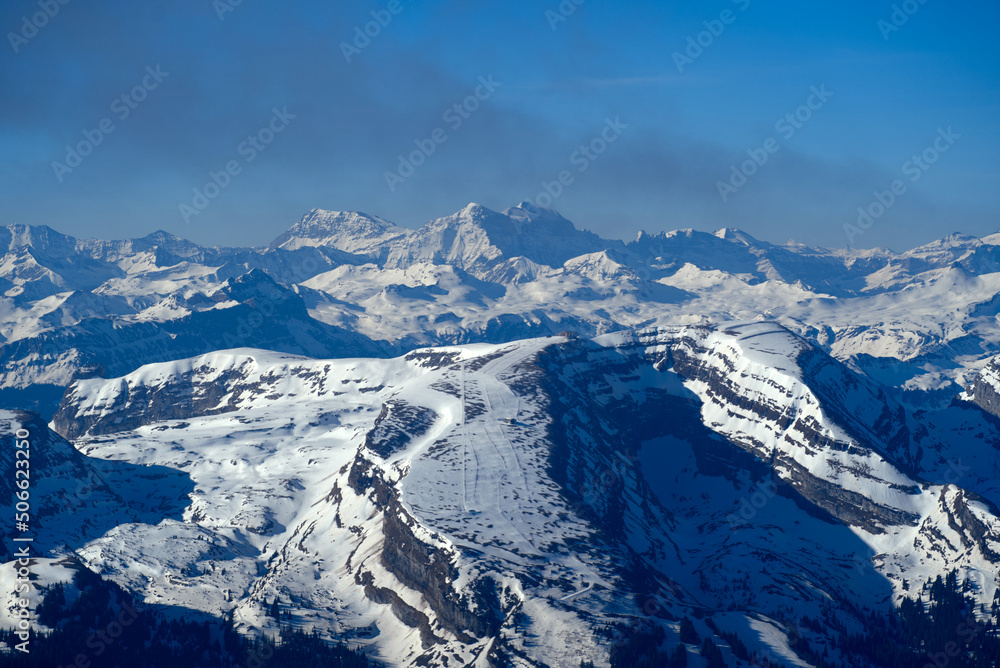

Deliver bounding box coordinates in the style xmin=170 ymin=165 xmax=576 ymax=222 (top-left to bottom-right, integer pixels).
xmin=966 ymin=356 xmax=1000 ymax=419
xmin=538 ymin=325 xmax=1000 ymax=622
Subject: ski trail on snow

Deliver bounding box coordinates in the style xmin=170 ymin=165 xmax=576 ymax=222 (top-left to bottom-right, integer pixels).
xmin=402 ymin=338 xmax=556 ymax=559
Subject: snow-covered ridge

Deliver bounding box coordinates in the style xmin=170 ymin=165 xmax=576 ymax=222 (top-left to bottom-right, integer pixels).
xmin=54 ymin=346 xmax=439 ymax=440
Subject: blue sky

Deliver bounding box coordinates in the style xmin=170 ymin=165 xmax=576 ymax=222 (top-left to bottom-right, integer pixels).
xmin=1 ymin=0 xmax=997 ymax=250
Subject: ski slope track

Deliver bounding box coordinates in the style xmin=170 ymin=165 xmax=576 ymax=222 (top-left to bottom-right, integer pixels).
xmin=33 ymin=341 xmax=643 ymax=666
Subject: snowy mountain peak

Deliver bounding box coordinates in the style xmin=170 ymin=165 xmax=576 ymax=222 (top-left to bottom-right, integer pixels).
xmin=269 ymin=208 xmax=409 ymax=254
xmin=11 ymin=204 xmax=1000 ymax=664
xmin=632 ymin=229 xmax=652 ymax=243
xmin=434 ymin=202 xmax=509 ymax=229
xmin=713 ymin=226 xmax=764 ymax=246
xmin=941 ymin=231 xmax=978 ymax=244
xmin=215 ymin=268 xmax=301 ymax=308
xmin=2 ymin=223 xmax=78 ymax=256
xmin=139 ymin=229 xmax=187 ymax=245
xmin=458 ymin=201 xmax=489 ymax=218
xmin=503 ymin=200 xmax=570 ymax=224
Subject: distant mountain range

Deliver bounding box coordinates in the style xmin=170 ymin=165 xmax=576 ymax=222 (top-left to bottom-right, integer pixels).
xmin=3 ymin=205 xmax=1000 ymax=666
xmin=2 ymin=203 xmax=999 ymax=417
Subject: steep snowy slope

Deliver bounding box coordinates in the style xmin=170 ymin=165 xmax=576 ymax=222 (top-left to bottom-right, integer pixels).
xmin=543 ymin=327 xmax=1000 ymax=627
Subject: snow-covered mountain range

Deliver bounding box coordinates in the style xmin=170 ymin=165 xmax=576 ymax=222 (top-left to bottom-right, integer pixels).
xmin=3 ymin=204 xmax=1000 ymax=666
xmin=3 ymin=203 xmax=1000 ymax=417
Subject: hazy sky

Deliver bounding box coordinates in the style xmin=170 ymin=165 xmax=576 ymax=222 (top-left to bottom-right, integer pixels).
xmin=2 ymin=0 xmax=998 ymax=250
